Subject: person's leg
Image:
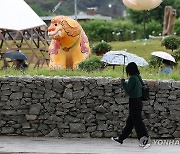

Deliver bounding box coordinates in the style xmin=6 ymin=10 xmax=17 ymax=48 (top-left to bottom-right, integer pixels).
xmin=129 ymin=98 xmax=148 ymax=140
xmin=112 ymin=103 xmax=134 ymax=144
xmin=118 ymin=115 xmax=134 ymax=141
xmin=111 ymin=115 xmax=134 ymax=144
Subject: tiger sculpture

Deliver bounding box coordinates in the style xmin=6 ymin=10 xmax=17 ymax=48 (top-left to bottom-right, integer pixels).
xmin=48 ymin=16 xmax=91 ymax=69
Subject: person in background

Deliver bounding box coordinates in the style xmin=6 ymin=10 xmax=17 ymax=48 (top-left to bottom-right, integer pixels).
xmin=158 ymin=59 xmax=173 ymax=75
xmin=15 ymin=59 xmax=28 ymax=71
xmin=111 ymin=62 xmax=151 ymax=149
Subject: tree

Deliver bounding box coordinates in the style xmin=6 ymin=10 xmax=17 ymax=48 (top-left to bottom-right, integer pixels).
xmin=25 ymin=0 xmax=125 ymax=17
xmin=31 ymin=4 xmax=47 ymax=16
xmin=174 ymin=0 xmax=180 ymax=18
xmin=127 ymin=0 xmax=178 ymax=24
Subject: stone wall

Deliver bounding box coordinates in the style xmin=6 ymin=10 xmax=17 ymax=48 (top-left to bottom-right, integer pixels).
xmin=0 ymin=76 xmax=180 ymax=138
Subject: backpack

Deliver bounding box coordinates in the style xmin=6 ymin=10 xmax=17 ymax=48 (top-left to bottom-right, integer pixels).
xmin=136 ymin=75 xmax=150 ymax=101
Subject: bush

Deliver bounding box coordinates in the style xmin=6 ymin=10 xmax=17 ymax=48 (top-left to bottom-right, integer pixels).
xmin=114 ymin=20 xmax=135 ymax=41
xmin=80 ymin=20 xmax=115 ymax=42
xmin=78 ymin=57 xmax=103 ymax=72
xmin=161 ymin=36 xmax=180 ymax=52
xmin=172 ymin=48 xmax=180 ymax=62
xmin=91 ymin=41 xmax=112 ymax=55
xmin=175 ymin=18 xmax=180 ymax=35
xmin=146 ymin=20 xmax=162 ymax=37
xmin=148 ymin=55 xmax=162 ymax=67
xmin=80 ymin=19 xmax=164 ymax=41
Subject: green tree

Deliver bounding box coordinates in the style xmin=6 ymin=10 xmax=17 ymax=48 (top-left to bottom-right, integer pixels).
xmin=31 ymin=5 xmax=47 ymax=16
xmin=80 ymin=20 xmax=115 ymax=42
xmin=175 ymin=18 xmax=180 ymax=35
xmin=127 ymin=0 xmax=178 ymax=24
xmin=146 ymin=20 xmax=162 ymax=36
xmin=174 ymin=0 xmax=180 ymax=18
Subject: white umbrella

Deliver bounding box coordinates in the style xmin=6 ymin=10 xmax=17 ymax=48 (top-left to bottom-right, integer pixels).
xmin=101 ymin=50 xmax=148 ymax=66
xmin=101 ymin=50 xmax=148 ymax=74
xmin=151 ymin=51 xmax=176 ymax=63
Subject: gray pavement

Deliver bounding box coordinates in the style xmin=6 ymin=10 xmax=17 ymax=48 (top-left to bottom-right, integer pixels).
xmin=0 ymin=136 xmax=179 ymax=154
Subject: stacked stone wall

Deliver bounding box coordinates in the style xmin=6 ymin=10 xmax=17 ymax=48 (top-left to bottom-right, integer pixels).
xmin=0 ymin=76 xmax=180 ymax=138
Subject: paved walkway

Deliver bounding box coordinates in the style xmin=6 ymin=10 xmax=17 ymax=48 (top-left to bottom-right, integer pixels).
xmin=0 ymin=136 xmax=179 ymax=154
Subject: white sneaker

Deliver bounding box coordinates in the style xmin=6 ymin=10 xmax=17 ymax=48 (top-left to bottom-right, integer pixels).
xmin=139 ymin=136 xmax=151 ymax=149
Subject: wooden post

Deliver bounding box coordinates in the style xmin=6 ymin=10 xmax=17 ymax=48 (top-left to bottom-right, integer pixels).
xmin=163 ymin=6 xmax=176 ymax=36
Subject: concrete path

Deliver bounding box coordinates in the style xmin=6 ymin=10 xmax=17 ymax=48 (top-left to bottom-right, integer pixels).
xmin=0 ymin=136 xmax=179 ymax=154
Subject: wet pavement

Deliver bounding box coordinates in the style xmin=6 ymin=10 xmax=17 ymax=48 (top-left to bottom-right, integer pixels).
xmin=0 ymin=136 xmax=179 ymax=154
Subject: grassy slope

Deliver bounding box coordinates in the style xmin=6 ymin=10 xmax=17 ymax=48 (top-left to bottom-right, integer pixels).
xmin=110 ymin=39 xmax=166 ymax=60
xmin=0 ymin=40 xmax=179 ymax=80
xmin=105 ymin=40 xmax=179 ymax=80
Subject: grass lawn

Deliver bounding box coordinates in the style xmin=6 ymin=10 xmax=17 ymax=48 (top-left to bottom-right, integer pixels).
xmin=110 ymin=39 xmax=166 ymax=60
xmin=0 ymin=39 xmax=179 ymax=80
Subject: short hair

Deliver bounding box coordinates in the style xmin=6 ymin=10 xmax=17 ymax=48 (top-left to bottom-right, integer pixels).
xmin=126 ymin=62 xmax=140 ymax=76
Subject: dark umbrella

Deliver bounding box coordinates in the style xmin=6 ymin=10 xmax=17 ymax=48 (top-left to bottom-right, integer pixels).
xmin=3 ymin=50 xmax=28 ymax=60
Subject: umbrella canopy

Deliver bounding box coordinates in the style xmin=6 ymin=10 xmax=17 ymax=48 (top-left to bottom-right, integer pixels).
xmin=151 ymin=51 xmax=176 ymax=63
xmin=3 ymin=50 xmax=28 ymax=60
xmin=101 ymin=50 xmax=148 ymax=66
xmin=122 ymin=0 xmax=162 ymax=11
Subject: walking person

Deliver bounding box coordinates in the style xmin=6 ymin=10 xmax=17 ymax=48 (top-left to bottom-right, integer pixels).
xmin=111 ymin=62 xmax=151 ymax=149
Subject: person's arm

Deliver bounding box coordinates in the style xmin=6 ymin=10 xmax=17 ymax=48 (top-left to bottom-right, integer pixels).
xmin=121 ymin=77 xmax=135 ymax=95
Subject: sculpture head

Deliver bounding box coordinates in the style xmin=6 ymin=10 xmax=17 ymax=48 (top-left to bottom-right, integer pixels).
xmin=48 ymin=16 xmax=82 ymax=40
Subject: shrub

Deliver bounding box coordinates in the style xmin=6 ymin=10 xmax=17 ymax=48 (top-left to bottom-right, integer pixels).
xmin=80 ymin=20 xmax=115 ymax=42
xmin=148 ymin=55 xmax=162 ymax=67
xmin=172 ymin=48 xmax=180 ymax=62
xmin=161 ymin=36 xmax=180 ymax=52
xmin=175 ymin=18 xmax=180 ymax=35
xmin=91 ymin=41 xmax=112 ymax=55
xmin=114 ymin=20 xmax=135 ymax=41
xmin=78 ymin=57 xmax=103 ymax=72
xmin=146 ymin=20 xmax=162 ymax=37
xmin=81 ymin=19 xmax=163 ymax=41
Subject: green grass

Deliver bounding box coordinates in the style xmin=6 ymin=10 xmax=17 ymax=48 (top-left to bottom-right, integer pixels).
xmin=0 ymin=39 xmax=179 ymax=80
xmin=0 ymin=64 xmax=179 ymax=80
xmin=110 ymin=39 xmax=167 ymax=60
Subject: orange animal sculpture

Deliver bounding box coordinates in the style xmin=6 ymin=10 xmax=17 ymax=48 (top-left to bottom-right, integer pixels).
xmin=48 ymin=16 xmax=91 ymax=69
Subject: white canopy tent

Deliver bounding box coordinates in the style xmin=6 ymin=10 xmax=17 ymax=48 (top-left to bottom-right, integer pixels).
xmin=0 ymin=0 xmax=46 ymax=31
xmin=0 ymin=0 xmax=49 ymax=68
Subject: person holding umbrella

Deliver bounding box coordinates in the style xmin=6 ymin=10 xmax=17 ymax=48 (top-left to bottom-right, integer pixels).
xmin=3 ymin=50 xmax=28 ymax=71
xmin=151 ymin=51 xmax=176 ymax=75
xmin=111 ymin=62 xmax=151 ymax=149
xmin=14 ymin=59 xmax=28 ymax=71
xmin=158 ymin=59 xmax=173 ymax=75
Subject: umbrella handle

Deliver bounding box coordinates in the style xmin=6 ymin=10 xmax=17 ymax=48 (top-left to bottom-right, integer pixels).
xmin=114 ymin=53 xmax=126 ymax=75
xmin=123 ymin=66 xmax=124 ymax=75
xmin=123 ymin=55 xmax=126 ymax=76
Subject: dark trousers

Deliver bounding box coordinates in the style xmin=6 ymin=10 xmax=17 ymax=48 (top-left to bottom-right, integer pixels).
xmin=119 ymin=98 xmax=148 ymax=141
